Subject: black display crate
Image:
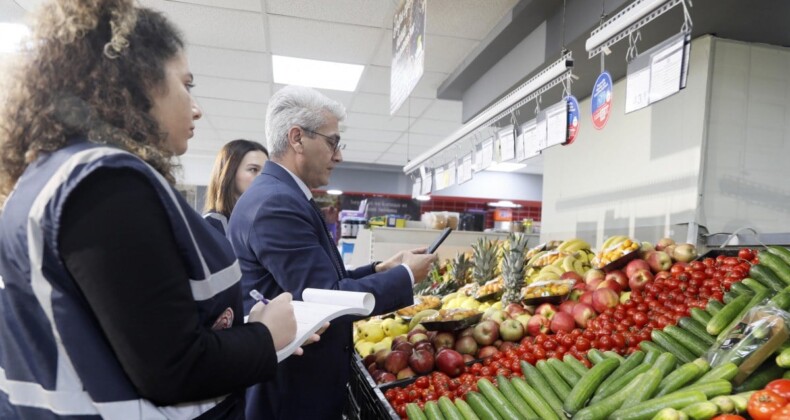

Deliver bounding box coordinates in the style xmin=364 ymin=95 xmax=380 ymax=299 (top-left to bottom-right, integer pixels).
xmin=347 ymin=353 xmax=399 ymax=420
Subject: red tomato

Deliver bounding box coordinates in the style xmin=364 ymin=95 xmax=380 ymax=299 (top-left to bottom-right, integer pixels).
xmin=415 ymin=376 xmax=429 ymax=389
xmin=711 ymin=415 xmax=746 ymax=420
xmin=767 ymin=379 xmax=790 ymax=400
xmin=748 ymin=390 xmax=787 ymax=420
xmin=771 ymin=404 xmax=790 ymax=420
xmin=738 ymin=248 xmax=755 ymax=261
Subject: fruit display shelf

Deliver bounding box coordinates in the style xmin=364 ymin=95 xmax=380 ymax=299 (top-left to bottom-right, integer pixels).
xmin=348 ymin=353 xmax=398 ymax=419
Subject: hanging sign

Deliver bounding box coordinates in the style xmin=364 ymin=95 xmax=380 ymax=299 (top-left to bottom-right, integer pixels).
xmin=566 ymin=95 xmax=580 ymax=145
xmin=521 ymin=120 xmax=540 ymax=160
xmin=480 ymin=137 xmax=494 ymax=170
xmin=421 ymin=171 xmax=432 ymax=195
xmin=458 ymin=153 xmax=473 ymax=184
xmin=411 ymin=178 xmax=421 ymax=198
xmin=446 ymin=161 xmax=456 ymax=188
xmin=434 ymin=167 xmax=445 ymax=190
xmin=498 ymin=126 xmax=516 ymax=162
xmin=591 ymin=71 xmax=613 ymax=130
xmin=390 ymin=0 xmax=426 ymax=114
xmin=515 ymin=130 xmax=525 ymax=161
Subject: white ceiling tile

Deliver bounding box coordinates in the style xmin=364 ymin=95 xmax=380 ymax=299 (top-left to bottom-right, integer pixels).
xmin=340 ymin=150 xmax=383 ymax=162
xmin=196 ymin=98 xmax=268 ymax=120
xmin=217 ymin=130 xmax=268 ymax=143
xmin=190 ymin=127 xmax=220 ymax=143
xmin=193 ymin=77 xmax=270 ymax=103
xmin=344 ymin=113 xmax=410 ymax=132
xmin=357 ymin=65 xmax=390 ymax=95
xmin=408 ymin=118 xmax=461 ymax=136
xmin=172 ymin=0 xmax=262 ymax=12
xmin=268 ymin=15 xmax=380 ymax=64
xmin=187 ymin=45 xmax=271 ymax=81
xmin=421 ymin=100 xmax=463 ymax=122
xmin=371 ymin=30 xmax=394 ymax=67
xmin=411 ymin=71 xmax=449 ymax=99
xmin=396 ymin=133 xmax=444 ymax=150
xmin=425 ymin=0 xmax=518 ymax=39
xmin=209 ymin=116 xmax=267 ymax=132
xmin=343 ymin=128 xmax=401 ymax=143
xmin=316 ymin=89 xmax=355 ymax=109
xmin=349 ymin=93 xmax=391 ymax=115
xmin=266 ymin=0 xmax=395 ymax=28
xmin=345 ymin=141 xmax=393 ymax=153
xmin=376 ymin=154 xmax=409 ymax=165
xmin=140 ymin=0 xmax=267 ymax=51
xmin=394 ymin=98 xmax=433 ymax=118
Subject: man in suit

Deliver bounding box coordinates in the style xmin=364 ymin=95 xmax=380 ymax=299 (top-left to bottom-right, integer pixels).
xmin=228 ymin=85 xmax=436 ymax=419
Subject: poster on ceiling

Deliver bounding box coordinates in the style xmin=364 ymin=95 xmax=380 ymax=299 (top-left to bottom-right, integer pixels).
xmin=390 ymin=0 xmax=426 ymax=115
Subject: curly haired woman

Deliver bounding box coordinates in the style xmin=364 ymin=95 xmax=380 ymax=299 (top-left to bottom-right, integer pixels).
xmin=0 ymin=1 xmax=310 ymax=418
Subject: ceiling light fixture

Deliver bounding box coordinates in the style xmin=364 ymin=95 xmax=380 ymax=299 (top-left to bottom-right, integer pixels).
xmin=488 ymin=200 xmax=522 ymax=208
xmin=486 ymin=162 xmax=527 ymax=173
xmin=0 ymin=23 xmax=31 ymax=54
xmin=272 ymin=55 xmax=364 ymax=92
xmin=326 ymin=189 xmax=343 ymax=195
xmin=415 ymin=195 xmax=431 ymax=202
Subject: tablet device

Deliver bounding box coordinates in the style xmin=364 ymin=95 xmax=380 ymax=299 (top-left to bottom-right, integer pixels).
xmin=427 ymin=227 xmax=452 ymax=254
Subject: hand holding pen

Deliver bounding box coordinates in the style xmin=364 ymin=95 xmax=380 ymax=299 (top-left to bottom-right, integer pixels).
xmin=247 ymin=292 xmax=298 ymax=353
xmin=248 ymin=290 xmax=327 ymax=355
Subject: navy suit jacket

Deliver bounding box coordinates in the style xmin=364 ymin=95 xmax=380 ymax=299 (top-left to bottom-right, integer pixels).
xmin=227 ymin=162 xmax=414 ymax=419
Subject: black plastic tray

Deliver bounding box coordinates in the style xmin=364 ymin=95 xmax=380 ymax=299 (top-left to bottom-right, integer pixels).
xmin=422 ymin=313 xmax=483 ymax=332
xmin=600 ymin=245 xmax=641 ymax=272
xmin=348 ymin=354 xmax=399 ymax=419
xmin=696 ymin=248 xmax=740 ymax=260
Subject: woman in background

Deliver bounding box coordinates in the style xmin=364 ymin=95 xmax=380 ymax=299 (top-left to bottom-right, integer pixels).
xmin=204 ymin=139 xmax=268 ymax=235
xmin=0 ymin=0 xmax=307 ymax=418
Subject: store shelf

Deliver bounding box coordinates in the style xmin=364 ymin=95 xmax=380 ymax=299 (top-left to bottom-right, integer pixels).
xmin=348 ymin=227 xmax=539 ymax=266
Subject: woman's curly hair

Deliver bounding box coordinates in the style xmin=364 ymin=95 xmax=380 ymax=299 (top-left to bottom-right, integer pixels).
xmin=0 ymin=0 xmax=185 ymax=203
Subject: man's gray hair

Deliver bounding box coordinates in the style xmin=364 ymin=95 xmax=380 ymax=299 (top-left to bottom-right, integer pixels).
xmin=265 ymin=85 xmax=346 ymax=159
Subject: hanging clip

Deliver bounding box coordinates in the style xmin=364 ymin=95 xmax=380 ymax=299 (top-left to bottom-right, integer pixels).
xmin=626 ymin=30 xmax=642 ymax=62
xmin=680 ymin=0 xmax=693 ymax=34
xmin=534 ymin=95 xmax=542 ymax=115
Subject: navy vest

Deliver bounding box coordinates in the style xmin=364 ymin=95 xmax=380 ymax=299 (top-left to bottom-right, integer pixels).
xmin=0 ymin=142 xmax=244 ymax=419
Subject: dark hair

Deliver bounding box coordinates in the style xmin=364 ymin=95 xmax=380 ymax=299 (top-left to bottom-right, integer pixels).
xmin=204 ymin=139 xmax=269 ymax=217
xmin=0 ymin=0 xmax=185 ymax=203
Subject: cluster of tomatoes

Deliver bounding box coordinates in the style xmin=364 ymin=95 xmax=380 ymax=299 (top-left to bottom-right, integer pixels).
xmin=742 ymin=379 xmax=790 ymax=420
xmin=383 ymin=253 xmax=754 ymax=417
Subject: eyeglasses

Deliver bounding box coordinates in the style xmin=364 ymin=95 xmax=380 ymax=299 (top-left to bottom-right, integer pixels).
xmin=301 ymin=127 xmax=345 ymax=154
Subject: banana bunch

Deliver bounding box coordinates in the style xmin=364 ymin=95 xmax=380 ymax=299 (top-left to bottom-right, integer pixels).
xmin=592 ymin=236 xmax=639 ymax=268
xmin=556 ymin=238 xmax=592 ymax=253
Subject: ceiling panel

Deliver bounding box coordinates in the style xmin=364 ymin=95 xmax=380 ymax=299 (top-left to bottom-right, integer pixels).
xmin=187 ymin=45 xmax=271 ymax=81
xmin=217 ymin=129 xmax=268 ymax=143
xmin=208 ymin=115 xmax=267 ymax=132
xmin=423 ymin=35 xmax=479 ymax=73
xmin=393 ymin=97 xmax=434 ymax=118
xmin=356 ymin=65 xmax=390 ymax=95
xmin=266 ymin=0 xmax=395 ymax=28
xmin=349 ymin=92 xmax=392 ymax=115
xmin=268 ymin=15 xmax=381 ymax=64
xmin=139 ymin=0 xmax=267 ymax=52
xmin=339 ymin=150 xmax=383 ymax=161
xmin=196 ymin=98 xmax=268 ymax=120
xmin=172 ymin=0 xmax=262 ymax=12
xmin=344 ymin=140 xmax=394 ymax=153
xmin=425 ymin=0 xmax=518 ymax=39
xmin=408 ymin=118 xmax=461 ymax=136
xmin=193 ymin=77 xmax=271 ymax=103
xmin=344 ymin=113 xmax=410 ymax=132
xmin=420 ymin=99 xmax=463 ymax=122
xmin=410 ymin=71 xmax=450 ymax=99
xmin=343 ymin=127 xmax=402 ymax=143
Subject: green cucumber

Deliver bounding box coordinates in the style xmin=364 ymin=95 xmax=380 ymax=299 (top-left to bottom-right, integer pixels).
xmin=651 ymin=330 xmax=696 ymax=364
xmin=653 ymin=352 xmax=679 ymax=378
xmin=476 ymin=378 xmax=522 ymax=420
xmin=767 ymin=246 xmax=790 ymax=267
xmin=663 ymin=326 xmax=710 ymax=357
xmin=571 ymin=370 xmax=649 ymax=420
xmin=693 ymin=362 xmax=738 ymax=384
xmin=651 ymin=408 xmax=687 ymax=420
xmin=620 ymin=367 xmax=664 ymax=409
xmin=643 ymin=348 xmax=661 ymax=365
xmin=438 ymin=396 xmax=464 ymax=420
xmin=708 ymin=395 xmax=735 ymax=414
xmin=609 ymin=390 xmax=707 ymax=420
xmin=769 ymin=288 xmax=790 ymax=310
xmin=423 ymin=401 xmax=445 ymax=420
xmin=750 ymin=264 xmax=789 ymax=292
xmin=707 ymin=294 xmax=751 ymax=335
xmin=591 ymin=351 xmax=645 ymax=400
xmin=706 ymin=300 xmax=724 ymax=315
xmin=742 ymin=277 xmax=769 ymax=293
xmin=453 ymin=399 xmax=481 ymax=420
xmin=639 ymin=340 xmax=666 ymax=355
xmin=603 ymin=351 xmax=626 ymax=362
xmin=723 ymin=290 xmax=740 ymax=304
xmin=536 ymin=360 xmax=571 ymax=400
xmin=520 ymin=361 xmax=564 ymax=419
xmin=406 ymin=403 xmax=429 ymax=420
xmin=718 ymin=287 xmax=770 ymax=340
xmin=547 ymin=357 xmax=581 ymax=386
xmin=563 ymin=357 xmax=620 ymax=415
xmin=669 ymin=379 xmax=732 ymax=399
xmin=494 ymin=376 xmax=536 ymax=419
xmin=734 ymin=359 xmax=786 ymax=392
xmin=587 ymin=349 xmax=606 ymax=365
xmin=729 ymin=281 xmax=754 ymax=297
xmin=680 ymin=401 xmax=718 ymax=420
xmin=654 ymin=362 xmax=704 ymax=397
xmin=465 ymin=391 xmax=502 ymax=420
xmin=564 ymin=354 xmax=589 ymax=376
xmin=757 ymin=252 xmax=790 ymax=285
xmin=677 ymin=317 xmax=715 ymax=346
xmin=590 ymin=364 xmax=651 ymax=403
xmin=689 ymin=308 xmax=712 ymax=326
xmin=510 ymin=377 xmax=561 ymax=420
xmin=777 ymin=346 xmax=790 ymax=368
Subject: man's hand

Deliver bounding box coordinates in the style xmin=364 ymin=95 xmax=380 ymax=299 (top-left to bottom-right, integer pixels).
xmin=248 ymin=293 xmax=297 ymax=351
xmin=375 ymin=247 xmax=428 ymax=272
xmin=401 ymin=250 xmax=437 ymax=282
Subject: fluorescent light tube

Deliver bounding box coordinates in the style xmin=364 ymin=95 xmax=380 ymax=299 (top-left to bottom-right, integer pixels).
xmin=272 ymin=55 xmax=364 ymax=92
xmin=486 ymin=162 xmax=527 ymax=172
xmin=488 ymin=200 xmax=521 ymax=208
xmin=586 ymin=0 xmax=669 ymax=52
xmin=0 ymin=23 xmax=31 ymax=53
xmin=326 ymin=189 xmax=343 ymax=195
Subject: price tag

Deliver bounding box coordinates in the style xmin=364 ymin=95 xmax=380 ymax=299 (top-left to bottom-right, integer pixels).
xmin=411 ymin=178 xmax=421 ymax=198
xmin=434 ymin=167 xmax=445 ymax=190
xmin=459 ymin=153 xmax=473 ymax=184
xmin=421 ymin=172 xmax=432 ymax=195
xmin=480 ymin=138 xmax=494 ymax=169
xmin=498 ymin=127 xmax=515 ymax=162
xmin=446 ymin=161 xmax=456 ymax=188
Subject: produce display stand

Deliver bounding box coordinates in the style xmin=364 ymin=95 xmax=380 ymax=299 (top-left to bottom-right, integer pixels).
xmin=347 ymin=353 xmax=398 ymax=419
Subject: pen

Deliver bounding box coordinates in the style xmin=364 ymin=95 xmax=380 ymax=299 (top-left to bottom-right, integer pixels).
xmin=249 ymin=289 xmax=270 ymax=304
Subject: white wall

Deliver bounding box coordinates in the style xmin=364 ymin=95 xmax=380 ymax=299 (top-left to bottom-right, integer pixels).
xmin=700 ymin=40 xmax=790 ymax=234
xmin=433 ymin=171 xmax=543 ymax=201
xmin=540 ymin=36 xmax=714 ymax=246
xmin=177 ymin=154 xmax=216 ymax=186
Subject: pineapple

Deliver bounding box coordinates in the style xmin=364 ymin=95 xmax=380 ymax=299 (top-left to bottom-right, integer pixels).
xmin=471 ymin=238 xmax=498 ymax=285
xmin=433 ymin=252 xmax=472 ymax=296
xmin=501 ymin=233 xmax=530 ymax=305
xmin=413 ymin=259 xmax=441 ymax=295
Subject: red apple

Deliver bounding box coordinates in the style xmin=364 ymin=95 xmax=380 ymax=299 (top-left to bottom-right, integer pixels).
xmin=483 ymin=308 xmax=509 ymax=324
xmin=646 ymin=251 xmax=672 ymax=273
xmin=673 ymin=243 xmax=697 ymax=263
xmin=505 ymin=302 xmax=527 ymax=317
xmin=407 ymin=324 xmax=427 ymax=337
xmin=384 ymin=350 xmax=409 ymax=374
xmin=362 ymin=354 xmax=377 ymax=368
xmin=559 ymin=300 xmax=577 ymax=315
xmin=628 ymin=268 xmax=653 ymax=291
xmin=375 ymin=349 xmax=391 ymax=368
xmin=550 ymin=312 xmax=575 ymax=333
xmin=454 ymin=335 xmax=479 ymax=356
xmin=472 ymin=320 xmax=500 ymax=346
xmin=414 ymin=342 xmax=434 ymax=354
xmin=586 ymin=277 xmax=603 ymax=291
xmin=435 ymin=349 xmax=465 ymax=377
xmin=535 ymin=303 xmax=557 ymax=320
xmin=397 ymin=367 xmax=416 ymax=380
xmin=526 ymin=314 xmax=550 ymax=336
xmin=499 ymin=319 xmax=525 ymax=342
xmin=584 ymin=269 xmax=605 ymax=284
xmin=656 ymin=237 xmax=675 ymax=252
xmin=392 ymin=341 xmax=414 ymax=354
xmin=625 ymin=259 xmax=651 ymax=278
xmin=619 ymin=291 xmax=631 ymax=304
xmin=597 ymin=279 xmax=623 ymax=294
xmin=560 ymin=271 xmax=583 ymax=283
xmin=604 ymin=270 xmax=628 ymax=290
xmin=515 ymin=313 xmax=532 ymax=329
xmin=663 ymin=245 xmax=677 ymax=260
xmin=377 ymin=372 xmax=397 ymax=384
xmin=499 ymin=341 xmax=518 ymax=352
xmin=579 ymin=291 xmax=594 ymax=306
xmin=458 ymin=326 xmax=475 ymax=338
xmin=592 ymin=288 xmax=619 ymax=313
xmin=572 ymin=303 xmax=596 ymax=328
xmin=477 ymin=345 xmax=499 ymax=359
xmin=462 ymin=354 xmax=475 ymax=363
xmin=408 ymin=332 xmax=429 ymax=345
xmin=408 ymin=349 xmax=434 ymax=374
xmin=569 ymin=283 xmax=586 ymax=301
xmin=432 ymin=332 xmax=455 ymax=352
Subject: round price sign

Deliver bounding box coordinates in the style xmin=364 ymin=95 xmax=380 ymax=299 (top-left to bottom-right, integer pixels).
xmin=591 ymin=71 xmax=613 ymax=130
xmin=565 ymin=95 xmax=580 ymax=145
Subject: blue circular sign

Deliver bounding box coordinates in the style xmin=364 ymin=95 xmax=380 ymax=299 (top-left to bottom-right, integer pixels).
xmin=591 ymin=71 xmax=613 ymax=130
xmin=565 ymin=95 xmax=580 ymax=145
